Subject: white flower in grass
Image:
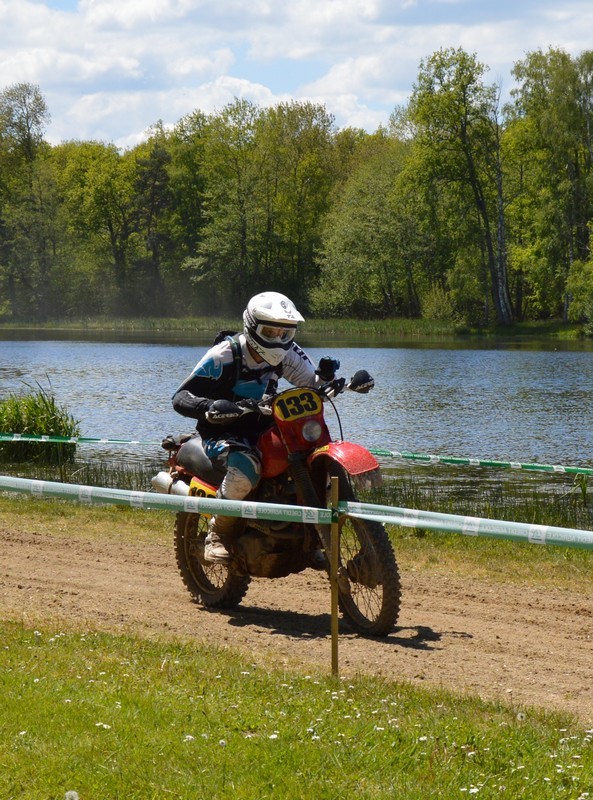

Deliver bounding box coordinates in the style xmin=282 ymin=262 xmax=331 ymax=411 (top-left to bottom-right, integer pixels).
xmin=65 ymin=793 xmax=79 ymax=800
xmin=219 ymin=739 xmax=227 ymax=747
xmin=269 ymin=734 xmax=278 ymax=740
xmin=184 ymin=735 xmax=195 ymax=742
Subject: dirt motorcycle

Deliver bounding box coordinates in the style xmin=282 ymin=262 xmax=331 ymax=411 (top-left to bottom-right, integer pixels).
xmin=152 ymin=370 xmax=401 ymax=637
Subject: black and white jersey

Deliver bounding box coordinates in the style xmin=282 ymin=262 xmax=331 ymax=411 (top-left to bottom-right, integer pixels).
xmin=172 ymin=333 xmax=318 ymax=439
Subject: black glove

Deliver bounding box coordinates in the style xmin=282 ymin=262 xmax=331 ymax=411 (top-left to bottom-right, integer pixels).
xmin=349 ymin=370 xmax=374 ymax=393
xmin=238 ymin=397 xmax=274 ymax=416
xmin=236 ymin=398 xmax=261 ymax=413
xmin=205 ymin=399 xmax=245 ymax=423
xmin=316 ymin=356 xmax=341 ymax=382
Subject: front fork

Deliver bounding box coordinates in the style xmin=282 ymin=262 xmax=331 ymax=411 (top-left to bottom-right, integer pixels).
xmin=288 ymin=454 xmax=334 ymax=555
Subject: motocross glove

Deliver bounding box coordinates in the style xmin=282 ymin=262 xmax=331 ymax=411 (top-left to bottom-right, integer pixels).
xmin=236 ymin=398 xmax=262 ymax=413
xmin=205 ymin=399 xmax=245 ymax=423
xmin=349 ymin=369 xmax=374 ymax=393
xmin=315 ymin=356 xmax=341 ymax=382
xmin=237 ymin=398 xmax=273 ymax=416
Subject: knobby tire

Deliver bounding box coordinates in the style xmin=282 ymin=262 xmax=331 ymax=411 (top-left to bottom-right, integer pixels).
xmin=174 ymin=511 xmax=250 ymax=609
xmin=329 ymin=464 xmax=401 ymax=637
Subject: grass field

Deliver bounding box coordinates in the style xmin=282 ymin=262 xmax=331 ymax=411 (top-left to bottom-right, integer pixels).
xmin=1 ymin=495 xmax=593 ymax=798
xmin=1 ymin=619 xmax=592 ymax=800
xmin=0 ymin=315 xmax=587 ymax=342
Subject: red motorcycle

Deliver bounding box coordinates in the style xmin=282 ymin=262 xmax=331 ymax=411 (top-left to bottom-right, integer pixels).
xmin=153 ymin=371 xmax=401 ymax=637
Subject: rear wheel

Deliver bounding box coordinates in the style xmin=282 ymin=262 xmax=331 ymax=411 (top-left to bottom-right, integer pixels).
xmin=174 ymin=512 xmax=250 ymax=609
xmin=329 ymin=465 xmax=401 ymax=637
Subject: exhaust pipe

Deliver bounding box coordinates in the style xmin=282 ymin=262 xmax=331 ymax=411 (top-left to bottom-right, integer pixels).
xmin=151 ymin=471 xmax=190 ymax=496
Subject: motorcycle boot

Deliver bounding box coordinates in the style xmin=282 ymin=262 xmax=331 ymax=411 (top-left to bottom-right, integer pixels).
xmin=203 ymin=489 xmax=244 ymax=564
xmin=204 ymin=516 xmax=242 ymax=563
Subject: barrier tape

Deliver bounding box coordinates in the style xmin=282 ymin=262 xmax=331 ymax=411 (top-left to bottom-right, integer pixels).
xmin=1 ymin=432 xmax=592 ymax=477
xmin=0 ymin=433 xmax=154 ymax=446
xmin=341 ymin=500 xmax=593 ymax=550
xmin=0 ymin=475 xmax=332 ymax=525
xmin=370 ymin=448 xmax=592 ymax=476
xmin=1 ymin=475 xmax=593 ymax=550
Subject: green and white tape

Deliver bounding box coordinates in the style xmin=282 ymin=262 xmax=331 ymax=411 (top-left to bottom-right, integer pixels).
xmin=340 ymin=499 xmax=593 ymax=550
xmin=0 ymin=433 xmax=154 ymax=446
xmin=1 ymin=474 xmax=593 ymax=550
xmin=370 ymin=447 xmax=593 ymax=476
xmin=0 ymin=475 xmax=332 ymax=525
xmin=2 ymin=431 xmax=591 ymax=477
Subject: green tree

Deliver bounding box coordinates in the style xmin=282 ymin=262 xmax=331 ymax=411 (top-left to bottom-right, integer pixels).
xmin=312 ymin=133 xmax=419 ymax=317
xmin=130 ymin=124 xmax=175 ymax=312
xmin=183 ymin=98 xmax=264 ymax=313
xmin=257 ymin=101 xmax=336 ymax=304
xmin=0 ymin=82 xmax=49 ymax=163
xmin=510 ymin=48 xmax=593 ymax=320
xmin=57 ymin=140 xmax=138 ymax=314
xmin=408 ymin=48 xmax=513 ymax=325
xmin=0 ymin=83 xmax=60 ymax=320
xmin=184 ymin=98 xmax=338 ymax=313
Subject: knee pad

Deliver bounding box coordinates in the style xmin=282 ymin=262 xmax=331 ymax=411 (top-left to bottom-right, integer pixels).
xmin=221 ymin=464 xmax=258 ymax=500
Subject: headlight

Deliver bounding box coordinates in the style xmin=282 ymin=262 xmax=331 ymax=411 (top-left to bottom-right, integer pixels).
xmin=302 ymin=420 xmax=323 ymax=442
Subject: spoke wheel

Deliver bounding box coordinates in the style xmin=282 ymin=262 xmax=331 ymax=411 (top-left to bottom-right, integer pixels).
xmin=330 ymin=466 xmax=401 ymax=637
xmin=174 ymin=512 xmax=250 ymax=609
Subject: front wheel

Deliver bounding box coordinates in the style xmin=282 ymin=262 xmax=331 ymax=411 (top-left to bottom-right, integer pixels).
xmin=174 ymin=512 xmax=250 ymax=609
xmin=329 ymin=466 xmax=401 ymax=637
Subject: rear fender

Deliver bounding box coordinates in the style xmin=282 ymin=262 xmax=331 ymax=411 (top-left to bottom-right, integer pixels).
xmin=308 ymin=441 xmax=382 ymax=490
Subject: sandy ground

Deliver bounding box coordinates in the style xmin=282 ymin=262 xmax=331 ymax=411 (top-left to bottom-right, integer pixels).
xmin=1 ymin=522 xmax=592 ymax=722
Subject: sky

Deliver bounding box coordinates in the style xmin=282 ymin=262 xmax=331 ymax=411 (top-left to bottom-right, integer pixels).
xmin=1 ymin=0 xmax=592 ymax=150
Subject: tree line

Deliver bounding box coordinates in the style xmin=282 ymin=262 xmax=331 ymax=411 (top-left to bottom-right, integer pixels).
xmin=2 ymin=45 xmax=593 ymax=327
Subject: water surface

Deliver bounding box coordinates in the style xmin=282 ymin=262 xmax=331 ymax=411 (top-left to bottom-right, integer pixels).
xmin=2 ymin=335 xmax=592 ymax=470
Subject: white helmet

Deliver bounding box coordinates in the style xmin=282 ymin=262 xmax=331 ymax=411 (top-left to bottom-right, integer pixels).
xmin=243 ymin=291 xmax=304 ymax=366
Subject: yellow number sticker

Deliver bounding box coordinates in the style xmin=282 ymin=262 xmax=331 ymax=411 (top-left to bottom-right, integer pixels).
xmin=189 ymin=478 xmax=216 ymax=498
xmin=273 ymin=389 xmax=322 ymax=421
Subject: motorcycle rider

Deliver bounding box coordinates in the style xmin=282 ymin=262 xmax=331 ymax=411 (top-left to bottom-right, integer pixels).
xmin=172 ymin=291 xmax=340 ymax=564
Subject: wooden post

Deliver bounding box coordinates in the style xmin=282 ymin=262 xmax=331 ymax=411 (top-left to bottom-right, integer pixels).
xmin=330 ymin=475 xmax=339 ymax=676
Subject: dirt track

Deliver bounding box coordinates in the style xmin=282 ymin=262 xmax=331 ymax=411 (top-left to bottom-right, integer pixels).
xmin=1 ymin=523 xmax=592 ymax=722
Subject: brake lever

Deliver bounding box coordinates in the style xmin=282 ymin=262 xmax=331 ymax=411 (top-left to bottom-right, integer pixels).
xmin=322 ymin=377 xmax=346 ymax=399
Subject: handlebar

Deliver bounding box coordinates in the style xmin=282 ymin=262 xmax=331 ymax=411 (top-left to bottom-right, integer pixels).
xmin=206 ymin=370 xmax=374 ymax=421
xmin=319 ymin=370 xmax=375 ymax=399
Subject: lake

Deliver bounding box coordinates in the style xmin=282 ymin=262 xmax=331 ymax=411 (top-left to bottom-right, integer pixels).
xmin=1 ymin=333 xmax=592 ymax=470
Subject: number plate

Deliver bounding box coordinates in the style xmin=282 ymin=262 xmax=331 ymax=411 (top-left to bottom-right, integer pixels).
xmin=273 ymin=388 xmax=323 ymax=421
xmin=189 ymin=478 xmax=216 ymax=498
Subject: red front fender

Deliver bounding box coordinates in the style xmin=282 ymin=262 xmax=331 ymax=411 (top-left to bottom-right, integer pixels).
xmin=308 ymin=440 xmax=381 ymax=485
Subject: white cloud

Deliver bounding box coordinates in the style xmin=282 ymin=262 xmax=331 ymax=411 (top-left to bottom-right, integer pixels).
xmin=167 ymin=49 xmax=235 ymax=80
xmin=1 ymin=0 xmax=593 ymax=145
xmin=79 ymin=0 xmax=196 ymax=29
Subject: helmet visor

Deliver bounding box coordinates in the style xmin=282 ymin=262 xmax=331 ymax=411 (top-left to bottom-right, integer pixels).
xmin=257 ymin=324 xmax=296 ymax=346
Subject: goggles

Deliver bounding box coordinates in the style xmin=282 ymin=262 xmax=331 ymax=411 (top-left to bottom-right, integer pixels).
xmin=256 ymin=324 xmax=296 ymax=345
